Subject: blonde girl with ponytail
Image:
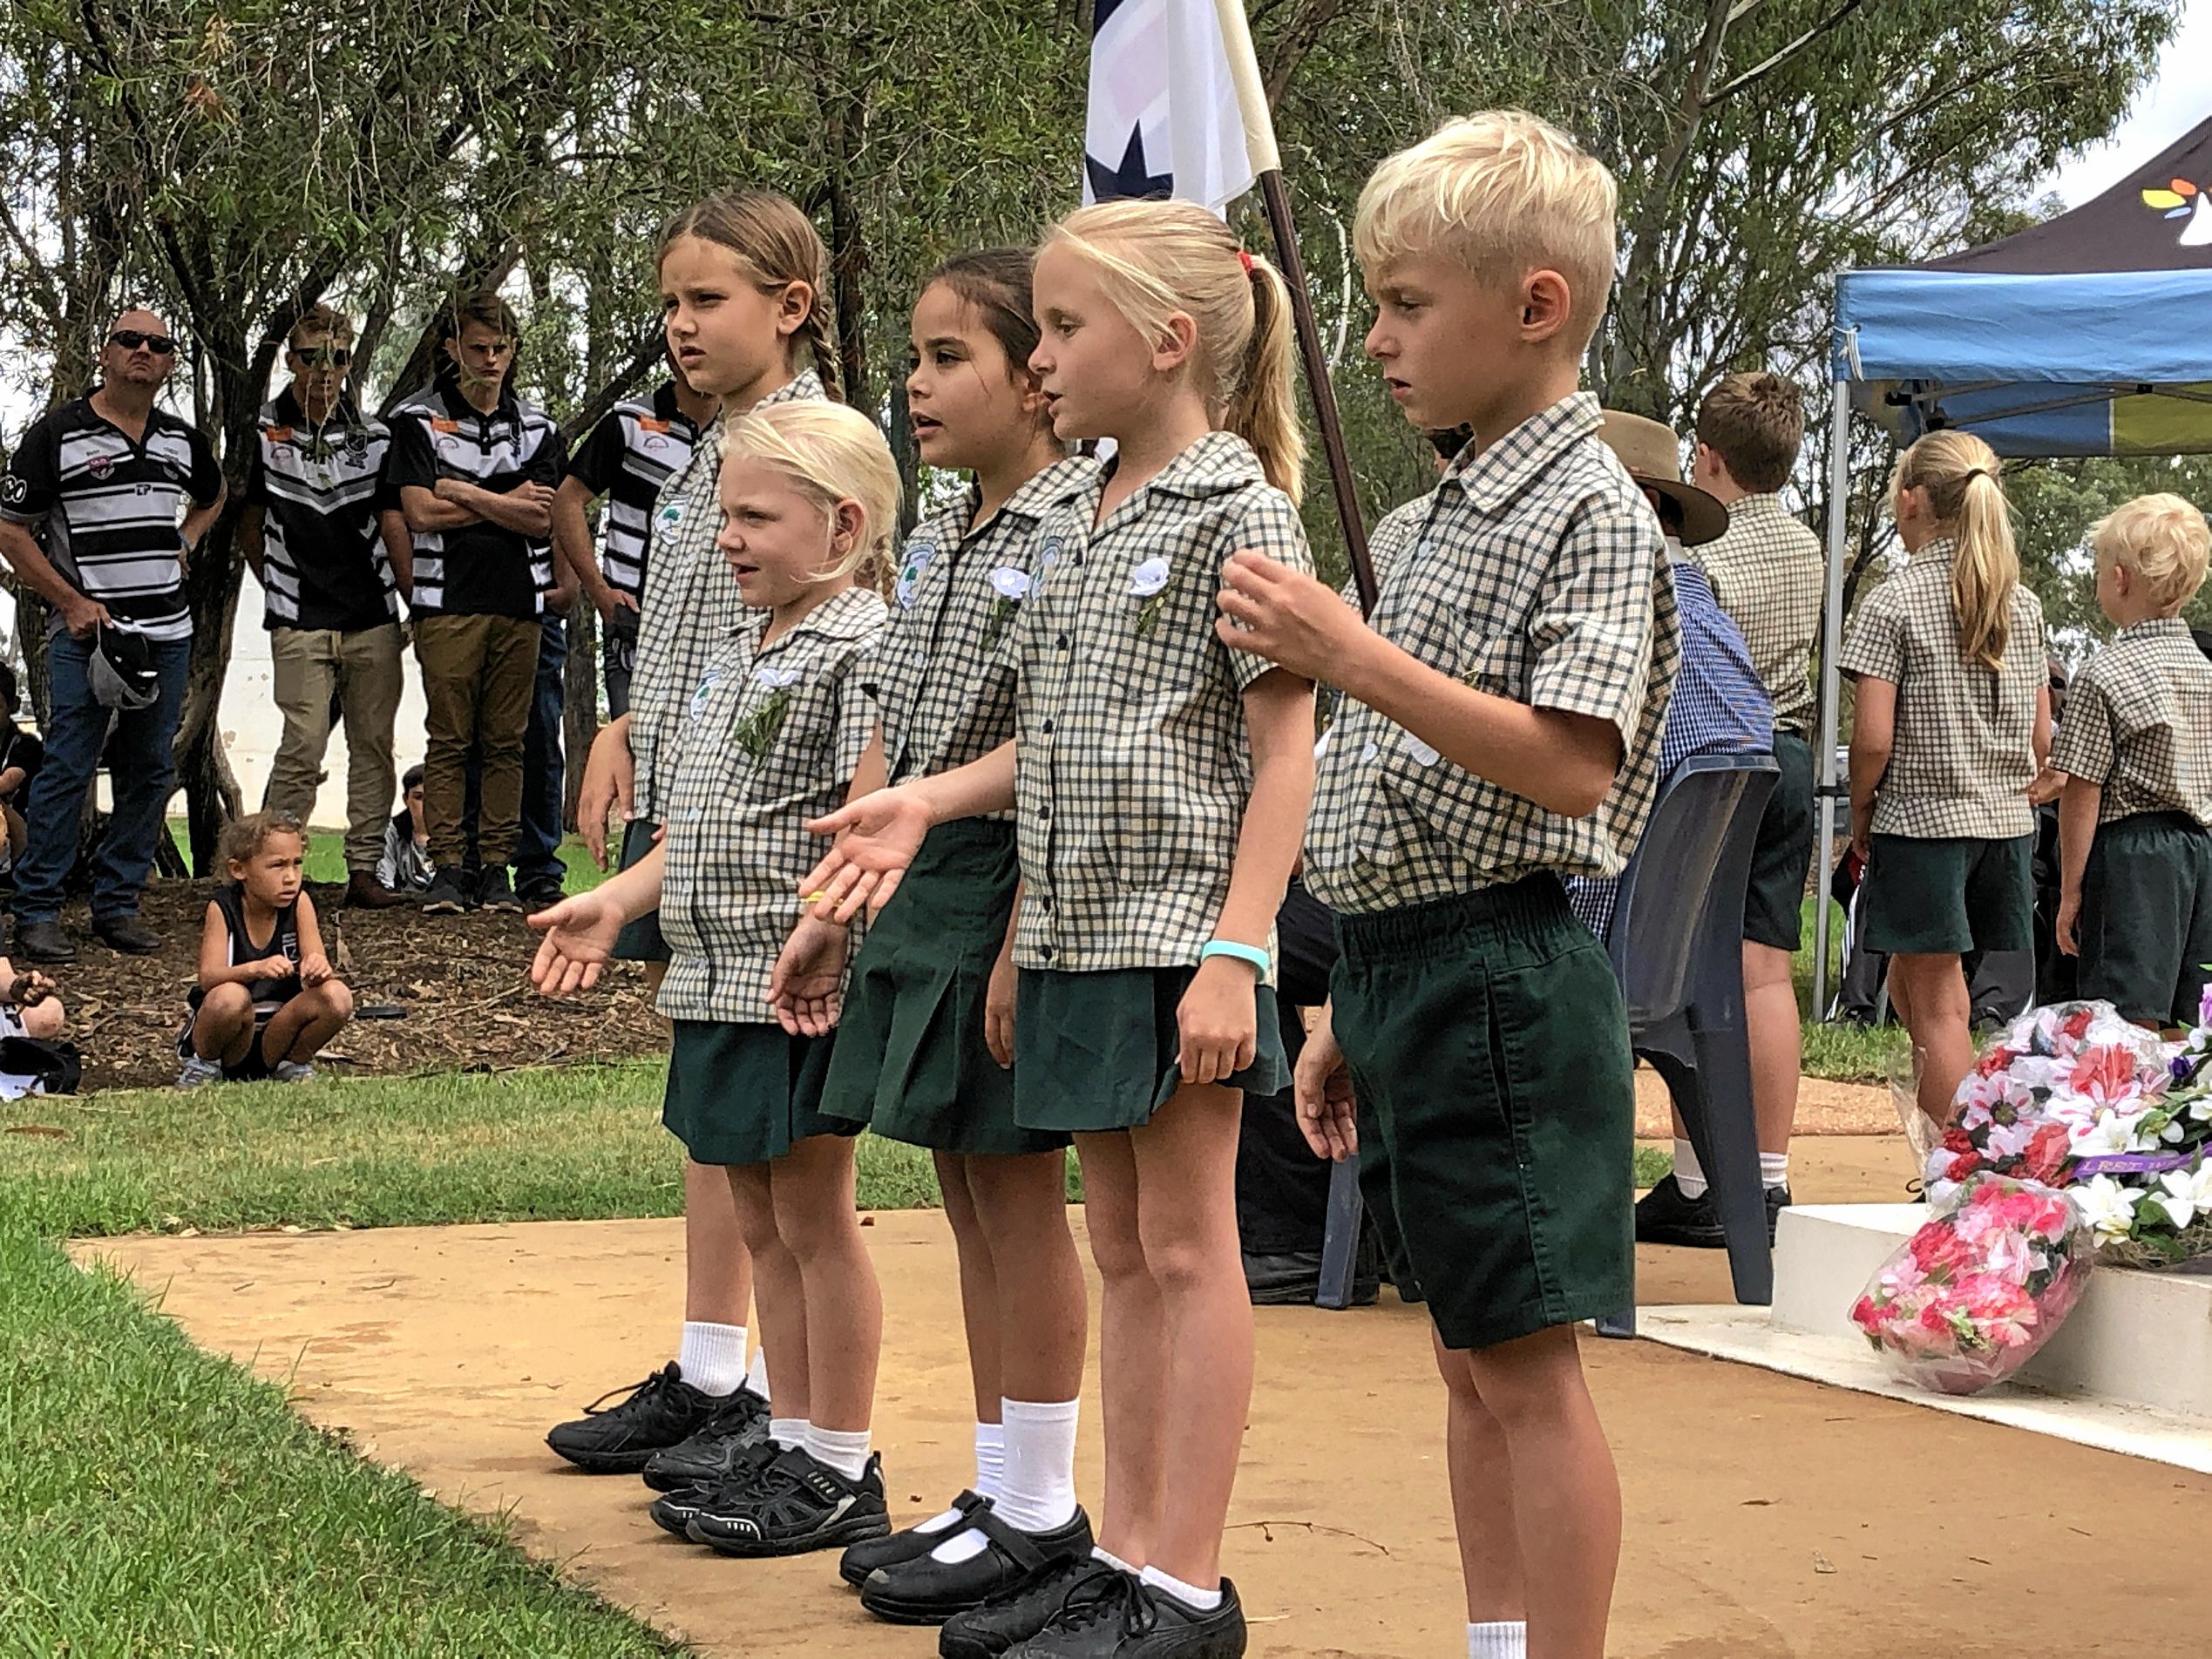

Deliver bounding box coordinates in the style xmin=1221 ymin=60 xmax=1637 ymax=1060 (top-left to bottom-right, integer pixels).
xmin=1842 ymin=429 xmax=2051 ymax=1127
xmin=533 ymin=402 xmax=896 ymax=1554
xmin=799 ymin=197 xmax=1320 ymax=1653
xmin=545 ymin=188 xmax=838 ymax=1497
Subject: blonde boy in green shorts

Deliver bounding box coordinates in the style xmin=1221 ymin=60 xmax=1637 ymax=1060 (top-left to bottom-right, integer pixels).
xmin=1217 ymin=112 xmax=1679 ymax=1659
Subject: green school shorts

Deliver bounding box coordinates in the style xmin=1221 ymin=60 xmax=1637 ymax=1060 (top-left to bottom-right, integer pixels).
xmin=611 ymin=817 xmax=669 ymax=964
xmin=1744 ymin=731 xmax=1815 ymax=951
xmin=662 ymin=1019 xmax=853 ymax=1168
xmin=1012 ymin=965 xmax=1288 ymax=1134
xmin=2078 ymin=811 xmax=2212 ymax=1029
xmin=1331 ymin=875 xmax=1635 ymax=1351
xmin=1863 ymin=833 xmax=2033 ymax=958
xmin=819 ymin=820 xmax=1068 ymax=1156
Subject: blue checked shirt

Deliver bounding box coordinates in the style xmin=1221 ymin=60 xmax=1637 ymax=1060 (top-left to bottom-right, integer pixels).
xmin=1566 ymin=556 xmax=1774 ymax=938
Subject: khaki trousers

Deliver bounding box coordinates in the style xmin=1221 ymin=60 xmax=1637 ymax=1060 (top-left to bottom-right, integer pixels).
xmin=264 ymin=622 xmax=405 ymax=873
xmin=416 ymin=613 xmax=539 ymax=870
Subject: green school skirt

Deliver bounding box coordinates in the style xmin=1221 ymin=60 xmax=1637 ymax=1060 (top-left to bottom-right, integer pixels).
xmin=662 ymin=1019 xmax=853 ymax=1168
xmin=611 ymin=818 xmax=670 ymax=964
xmin=1012 ymin=965 xmax=1289 ymax=1134
xmin=1331 ymin=875 xmax=1635 ymax=1352
xmin=2078 ymin=811 xmax=2212 ymax=1029
xmin=1863 ymin=833 xmax=2033 ymax=958
xmin=818 ymin=820 xmax=1067 ymax=1156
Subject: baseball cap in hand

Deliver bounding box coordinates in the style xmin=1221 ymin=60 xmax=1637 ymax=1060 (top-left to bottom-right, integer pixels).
xmin=89 ymin=623 xmax=159 ymax=711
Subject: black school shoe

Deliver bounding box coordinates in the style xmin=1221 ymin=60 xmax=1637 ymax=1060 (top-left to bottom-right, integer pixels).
xmin=421 ymin=868 xmax=473 ymax=916
xmin=940 ymin=1554 xmax=1114 ymax=1659
xmin=1009 ymin=1572 xmax=1245 ymax=1659
xmin=478 ymin=866 xmax=525 ymax=913
xmin=648 ymin=1439 xmax=782 ymax=1537
xmin=685 ymin=1446 xmax=890 ymax=1557
xmin=545 ymin=1363 xmax=725 ymax=1474
xmin=842 ymin=1489 xmax=993 ymax=1586
xmin=863 ymin=1504 xmax=1094 ymax=1625
xmin=641 ymin=1384 xmax=770 ymax=1491
xmin=1632 ymin=1174 xmax=1727 ymax=1249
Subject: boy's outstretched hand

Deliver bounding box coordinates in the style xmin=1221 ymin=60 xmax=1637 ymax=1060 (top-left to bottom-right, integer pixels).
xmin=1215 ymin=552 xmax=1367 ymax=684
xmin=1293 ymin=1003 xmax=1359 ymax=1162
xmin=800 ymin=786 xmax=933 ymax=922
xmin=767 ymin=913 xmax=848 ymax=1038
xmin=527 ymin=890 xmax=626 ymax=996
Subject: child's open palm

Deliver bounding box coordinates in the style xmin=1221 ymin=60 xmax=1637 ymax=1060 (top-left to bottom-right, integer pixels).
xmin=767 ymin=913 xmax=848 ymax=1038
xmin=526 ymin=890 xmax=625 ymax=996
xmin=801 ymin=786 xmax=933 ymax=921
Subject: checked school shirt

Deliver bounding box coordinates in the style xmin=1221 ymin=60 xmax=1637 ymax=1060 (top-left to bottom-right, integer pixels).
xmin=0 ymin=393 xmax=223 ymax=641
xmin=1010 ymin=430 xmax=1312 ymax=974
xmin=1693 ymin=491 xmax=1824 ymax=737
xmin=245 ymin=391 xmax=398 ymax=633
xmin=628 ymin=371 xmax=825 ymax=823
xmin=563 ymin=382 xmax=701 ymax=606
xmin=384 ymin=374 xmax=567 ymax=618
xmin=2050 ymin=616 xmax=2212 ymax=828
xmin=655 ymin=585 xmax=885 ymax=1024
xmin=1304 ymin=393 xmax=1682 ymax=916
xmin=1839 ymin=538 xmax=2045 ymax=841
xmin=875 ymin=457 xmax=1100 ymax=823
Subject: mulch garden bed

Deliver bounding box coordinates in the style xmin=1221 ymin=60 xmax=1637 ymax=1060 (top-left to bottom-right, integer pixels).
xmin=26 ymin=881 xmax=666 ymax=1093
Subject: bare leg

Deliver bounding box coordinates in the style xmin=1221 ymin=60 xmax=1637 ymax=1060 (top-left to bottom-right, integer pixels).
xmin=686 ymin=1159 xmax=754 ymax=1327
xmin=1742 ymin=941 xmax=1801 ymax=1159
xmin=192 ymin=984 xmax=259 ymax=1067
xmin=966 ymin=1150 xmax=1086 ymax=1405
xmin=1432 ymin=1333 xmax=1527 ymax=1623
xmin=1461 ymin=1325 xmax=1619 ymax=1659
xmin=1890 ymin=952 xmax=1973 ymax=1126
xmin=768 ymin=1134 xmax=879 ymax=1432
xmin=1126 ymin=1081 xmax=1250 ymax=1588
xmin=261 ymin=980 xmax=355 ymax=1065
xmin=1073 ymin=1129 xmax=1161 ymax=1568
xmin=727 ymin=1162 xmax=806 ymax=1421
xmin=936 ymin=1152 xmax=1003 ymax=1423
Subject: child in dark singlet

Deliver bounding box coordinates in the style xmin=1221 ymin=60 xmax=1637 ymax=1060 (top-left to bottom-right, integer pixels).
xmin=178 ymin=811 xmax=354 ymax=1086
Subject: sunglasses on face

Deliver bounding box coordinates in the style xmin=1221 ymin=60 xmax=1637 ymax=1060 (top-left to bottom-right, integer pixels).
xmin=109 ymin=329 xmax=176 ymax=355
xmin=294 ymin=347 xmax=352 ymax=369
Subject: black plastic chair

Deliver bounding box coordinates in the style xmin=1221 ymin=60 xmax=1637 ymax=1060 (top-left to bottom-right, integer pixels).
xmin=1594 ymin=751 xmax=1779 ymax=1336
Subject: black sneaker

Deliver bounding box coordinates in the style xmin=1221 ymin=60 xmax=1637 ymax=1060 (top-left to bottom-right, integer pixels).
xmin=940 ymin=1554 xmax=1111 ymax=1659
xmin=545 ymin=1363 xmax=723 ymax=1474
xmin=685 ymin=1446 xmax=891 ymax=1558
xmin=422 ymin=868 xmax=473 ymax=916
xmin=1633 ymin=1173 xmax=1726 ymax=1249
xmin=864 ymin=1504 xmax=1093 ymax=1626
xmin=648 ymin=1439 xmax=782 ymax=1537
xmin=1766 ymin=1183 xmax=1792 ymax=1244
xmin=517 ymin=873 xmax=567 ymax=913
xmin=843 ymin=1488 xmax=992 ymax=1587
xmin=478 ymin=866 xmax=524 ymax=912
xmin=641 ymin=1385 xmax=770 ymax=1492
xmin=1010 ymin=1572 xmax=1245 ymax=1658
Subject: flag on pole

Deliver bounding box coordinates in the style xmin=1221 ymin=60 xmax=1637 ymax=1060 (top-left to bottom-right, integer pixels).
xmin=1083 ymin=0 xmax=1282 ymax=213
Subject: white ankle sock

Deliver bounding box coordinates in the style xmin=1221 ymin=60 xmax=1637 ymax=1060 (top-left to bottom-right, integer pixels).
xmin=1468 ymin=1621 xmax=1527 ymax=1658
xmin=1672 ymin=1138 xmax=1709 ymax=1200
xmin=768 ymin=1417 xmax=810 ymax=1452
xmin=994 ymin=1398 xmax=1080 ymax=1534
xmin=806 ymin=1424 xmax=873 ymax=1482
xmin=1760 ymin=1150 xmax=1791 ymax=1190
xmin=744 ymin=1345 xmax=771 ymax=1398
xmin=975 ymin=1420 xmax=1008 ymax=1501
xmin=1093 ymin=1544 xmax=1137 ymax=1575
xmin=1140 ymin=1564 xmax=1222 ymax=1614
xmin=675 ymin=1321 xmax=747 ymax=1397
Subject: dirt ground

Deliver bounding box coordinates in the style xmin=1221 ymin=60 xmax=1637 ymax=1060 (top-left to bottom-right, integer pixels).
xmin=25 ymin=881 xmax=664 ymax=1091
xmin=81 ymin=1134 xmax=2211 ymax=1659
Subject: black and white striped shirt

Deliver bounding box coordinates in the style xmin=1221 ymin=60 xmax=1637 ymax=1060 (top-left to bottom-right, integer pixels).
xmin=384 ymin=376 xmax=567 ymax=618
xmin=0 ymin=393 xmax=222 ymax=641
xmin=564 ymin=383 xmax=699 ymax=603
xmin=245 ymin=390 xmax=397 ymax=632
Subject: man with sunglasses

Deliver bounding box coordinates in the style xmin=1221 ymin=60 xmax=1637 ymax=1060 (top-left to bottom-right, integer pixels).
xmin=0 ymin=308 xmax=224 ymax=963
xmin=241 ymin=305 xmax=414 ymax=910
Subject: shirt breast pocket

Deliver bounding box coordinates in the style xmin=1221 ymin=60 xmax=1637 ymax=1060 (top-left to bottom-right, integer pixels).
xmin=1455 ymin=632 xmax=1525 ymax=700
xmin=739 ymin=687 xmax=833 ymax=805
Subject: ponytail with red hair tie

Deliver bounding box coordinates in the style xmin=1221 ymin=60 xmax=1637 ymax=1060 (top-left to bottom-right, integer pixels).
xmin=1238 ymin=248 xmax=1255 ymax=277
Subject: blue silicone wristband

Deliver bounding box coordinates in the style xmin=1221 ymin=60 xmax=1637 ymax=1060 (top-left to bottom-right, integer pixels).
xmin=1199 ymin=940 xmax=1272 ymax=976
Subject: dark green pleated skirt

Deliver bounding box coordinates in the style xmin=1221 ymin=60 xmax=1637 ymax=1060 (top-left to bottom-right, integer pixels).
xmin=818 ymin=820 xmax=1066 ymax=1155
xmin=1012 ymin=965 xmax=1289 ymax=1134
xmin=663 ymin=1019 xmax=853 ymax=1168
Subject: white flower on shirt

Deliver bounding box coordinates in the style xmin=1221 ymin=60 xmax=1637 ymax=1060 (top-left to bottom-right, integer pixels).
xmin=756 ymin=664 xmax=802 ymax=689
xmin=989 ymin=567 xmax=1031 ymax=601
xmin=1402 ymin=734 xmax=1442 ymax=767
xmin=1129 ymin=558 xmax=1170 ymax=597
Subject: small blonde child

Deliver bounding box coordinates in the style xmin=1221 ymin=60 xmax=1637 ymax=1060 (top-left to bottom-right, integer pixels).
xmin=2043 ymin=492 xmax=2212 ymax=1030
xmin=531 ymin=400 xmax=893 ymax=1558
xmin=1842 ymin=430 xmax=2050 ymax=1124
xmin=178 ymin=811 xmax=352 ymax=1087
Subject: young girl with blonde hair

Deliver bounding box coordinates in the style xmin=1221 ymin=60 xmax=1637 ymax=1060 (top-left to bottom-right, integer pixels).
xmin=1843 ymin=429 xmax=2050 ymax=1126
xmin=805 ymin=198 xmax=1315 ymax=1659
xmin=547 ymin=188 xmax=837 ymax=1490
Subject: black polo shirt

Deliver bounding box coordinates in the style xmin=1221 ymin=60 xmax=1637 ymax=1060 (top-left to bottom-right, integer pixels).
xmin=564 ymin=383 xmax=700 ymax=604
xmin=384 ymin=374 xmax=567 ymax=619
xmin=245 ymin=390 xmax=397 ymax=633
xmin=0 ymin=392 xmax=222 ymax=641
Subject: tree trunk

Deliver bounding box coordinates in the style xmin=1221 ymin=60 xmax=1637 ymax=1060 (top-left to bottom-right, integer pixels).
xmin=563 ymin=600 xmax=597 ymax=830
xmin=888 ymin=374 xmax=919 ymax=542
xmin=822 ymin=95 xmax=871 ymax=414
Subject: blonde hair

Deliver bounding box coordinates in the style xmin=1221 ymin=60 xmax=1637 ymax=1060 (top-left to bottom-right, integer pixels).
xmin=659 ymin=190 xmax=843 ymax=402
xmin=1043 ymin=199 xmax=1304 ymax=503
xmin=720 ymin=402 xmax=899 ymax=590
xmin=2092 ymin=492 xmax=2212 ymax=613
xmin=1894 ymin=430 xmax=2019 ymax=674
xmin=1354 ymin=111 xmax=1618 ymax=350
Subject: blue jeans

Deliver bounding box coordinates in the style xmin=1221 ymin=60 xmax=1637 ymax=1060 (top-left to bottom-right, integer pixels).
xmin=14 ymin=630 xmax=191 ymax=924
xmin=464 ymin=609 xmax=567 ymax=887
